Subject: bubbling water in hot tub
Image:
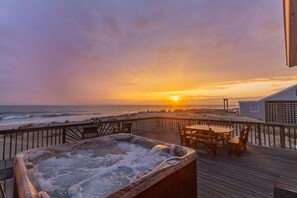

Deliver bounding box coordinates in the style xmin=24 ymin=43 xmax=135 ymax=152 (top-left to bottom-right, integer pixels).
xmin=33 ymin=141 xmax=179 ymax=198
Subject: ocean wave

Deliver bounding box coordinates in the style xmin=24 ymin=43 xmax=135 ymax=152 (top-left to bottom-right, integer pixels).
xmin=0 ymin=111 xmax=49 ymax=115
xmin=41 ymin=113 xmax=82 ymax=118
xmin=46 ymin=113 xmax=99 ymax=117
xmin=0 ymin=112 xmax=101 ymax=121
xmin=2 ymin=114 xmax=32 ymax=120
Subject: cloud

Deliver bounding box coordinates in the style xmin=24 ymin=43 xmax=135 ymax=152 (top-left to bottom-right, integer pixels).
xmin=0 ymin=0 xmax=293 ymax=105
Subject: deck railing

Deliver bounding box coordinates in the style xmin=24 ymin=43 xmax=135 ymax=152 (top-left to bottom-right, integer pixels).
xmin=1 ymin=116 xmax=297 ymax=161
xmin=143 ymin=117 xmax=297 ymax=149
xmin=1 ymin=116 xmax=297 ymax=197
xmin=0 ymin=117 xmax=157 ymax=161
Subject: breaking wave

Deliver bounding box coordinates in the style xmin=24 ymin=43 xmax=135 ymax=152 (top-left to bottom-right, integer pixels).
xmin=2 ymin=114 xmax=32 ymax=120
xmin=1 ymin=113 xmax=100 ymax=121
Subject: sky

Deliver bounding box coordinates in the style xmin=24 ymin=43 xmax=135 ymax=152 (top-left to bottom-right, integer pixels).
xmin=0 ymin=0 xmax=296 ymax=105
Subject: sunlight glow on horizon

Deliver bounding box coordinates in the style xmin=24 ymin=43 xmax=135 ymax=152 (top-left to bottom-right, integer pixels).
xmin=110 ymin=79 xmax=296 ymax=106
xmin=170 ymin=96 xmax=181 ymax=102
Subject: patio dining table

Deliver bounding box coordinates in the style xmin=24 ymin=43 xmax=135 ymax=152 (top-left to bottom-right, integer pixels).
xmin=184 ymin=125 xmax=235 ymax=143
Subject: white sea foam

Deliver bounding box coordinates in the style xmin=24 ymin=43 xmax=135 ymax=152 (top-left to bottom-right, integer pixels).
xmin=33 ymin=141 xmax=174 ymax=198
xmin=2 ymin=114 xmax=32 ymax=120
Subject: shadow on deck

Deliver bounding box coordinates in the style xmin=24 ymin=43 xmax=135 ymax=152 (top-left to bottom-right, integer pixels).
xmin=137 ymin=130 xmax=297 ymax=198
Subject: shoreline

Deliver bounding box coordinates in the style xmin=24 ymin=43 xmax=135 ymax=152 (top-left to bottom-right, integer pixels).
xmin=0 ymin=108 xmax=263 ymax=130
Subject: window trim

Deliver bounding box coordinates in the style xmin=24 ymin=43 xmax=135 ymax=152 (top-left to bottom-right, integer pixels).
xmin=250 ymin=104 xmax=259 ymax=113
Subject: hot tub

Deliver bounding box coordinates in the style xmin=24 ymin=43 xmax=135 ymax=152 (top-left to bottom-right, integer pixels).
xmin=14 ymin=134 xmax=197 ymax=198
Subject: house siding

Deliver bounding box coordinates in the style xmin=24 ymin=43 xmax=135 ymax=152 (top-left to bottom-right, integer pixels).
xmin=238 ymin=85 xmax=297 ymax=121
xmin=239 ymin=101 xmax=265 ymax=120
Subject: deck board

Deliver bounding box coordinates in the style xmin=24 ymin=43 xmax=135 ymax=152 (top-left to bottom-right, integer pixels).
xmin=137 ymin=130 xmax=297 ymax=198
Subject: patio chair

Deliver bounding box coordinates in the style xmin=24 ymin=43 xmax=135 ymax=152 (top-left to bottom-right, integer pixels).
xmin=82 ymin=125 xmax=99 ymax=139
xmin=228 ymin=126 xmax=250 ymax=156
xmin=82 ymin=118 xmax=123 ymax=139
xmin=81 ymin=118 xmax=102 ymax=139
xmin=113 ymin=122 xmax=133 ymax=134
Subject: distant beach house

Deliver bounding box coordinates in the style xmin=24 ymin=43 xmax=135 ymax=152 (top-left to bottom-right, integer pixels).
xmin=239 ymin=84 xmax=297 ymax=124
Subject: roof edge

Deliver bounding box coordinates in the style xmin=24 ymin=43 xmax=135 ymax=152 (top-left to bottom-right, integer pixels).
xmin=260 ymin=84 xmax=297 ymax=101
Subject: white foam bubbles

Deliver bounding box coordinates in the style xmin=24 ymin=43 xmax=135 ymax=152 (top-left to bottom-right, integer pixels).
xmin=33 ymin=141 xmax=174 ymax=198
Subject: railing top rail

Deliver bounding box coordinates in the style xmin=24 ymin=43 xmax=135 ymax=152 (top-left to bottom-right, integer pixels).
xmin=158 ymin=116 xmax=297 ymax=127
xmin=0 ymin=122 xmax=92 ymax=134
xmin=0 ymin=116 xmax=157 ymax=134
xmin=147 ymin=116 xmax=267 ymax=126
xmin=1 ymin=115 xmax=297 ymax=134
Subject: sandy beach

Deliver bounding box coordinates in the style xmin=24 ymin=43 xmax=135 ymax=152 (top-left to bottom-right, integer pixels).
xmin=0 ymin=108 xmax=263 ymax=131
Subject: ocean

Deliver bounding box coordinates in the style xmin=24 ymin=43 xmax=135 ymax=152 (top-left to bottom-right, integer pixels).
xmin=0 ymin=105 xmax=227 ymax=129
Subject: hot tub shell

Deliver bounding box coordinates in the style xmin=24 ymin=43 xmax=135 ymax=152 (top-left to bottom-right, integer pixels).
xmin=14 ymin=133 xmax=197 ymax=198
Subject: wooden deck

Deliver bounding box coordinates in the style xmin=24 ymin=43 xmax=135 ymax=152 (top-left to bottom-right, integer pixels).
xmin=137 ymin=130 xmax=297 ymax=198
xmin=2 ymin=129 xmax=297 ymax=198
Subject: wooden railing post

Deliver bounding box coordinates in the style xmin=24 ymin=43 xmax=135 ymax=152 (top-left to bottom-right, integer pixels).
xmin=257 ymin=124 xmax=262 ymax=146
xmin=62 ymin=128 xmax=66 ymax=144
xmin=280 ymin=126 xmax=285 ymax=148
xmin=157 ymin=118 xmax=161 ymax=132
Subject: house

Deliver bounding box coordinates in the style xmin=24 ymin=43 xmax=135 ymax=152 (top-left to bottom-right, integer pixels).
xmin=239 ymin=84 xmax=297 ymax=124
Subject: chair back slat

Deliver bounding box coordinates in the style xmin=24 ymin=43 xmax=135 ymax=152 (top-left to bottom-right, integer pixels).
xmin=242 ymin=126 xmax=250 ymax=144
xmin=228 ymin=125 xmax=251 ymax=156
xmin=239 ymin=126 xmax=250 ymax=142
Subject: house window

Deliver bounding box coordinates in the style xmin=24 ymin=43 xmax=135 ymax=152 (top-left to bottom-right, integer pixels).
xmin=250 ymin=104 xmax=259 ymax=112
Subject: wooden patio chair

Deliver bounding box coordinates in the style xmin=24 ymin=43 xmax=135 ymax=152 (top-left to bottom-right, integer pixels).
xmin=83 ymin=118 xmax=127 ymax=139
xmin=82 ymin=125 xmax=99 ymax=139
xmin=185 ymin=129 xmax=218 ymax=156
xmin=82 ymin=118 xmax=102 ymax=139
xmin=113 ymin=122 xmax=133 ymax=134
xmin=228 ymin=126 xmax=250 ymax=156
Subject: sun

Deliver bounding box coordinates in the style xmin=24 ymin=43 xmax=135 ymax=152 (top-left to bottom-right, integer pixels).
xmin=170 ymin=96 xmax=181 ymax=102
